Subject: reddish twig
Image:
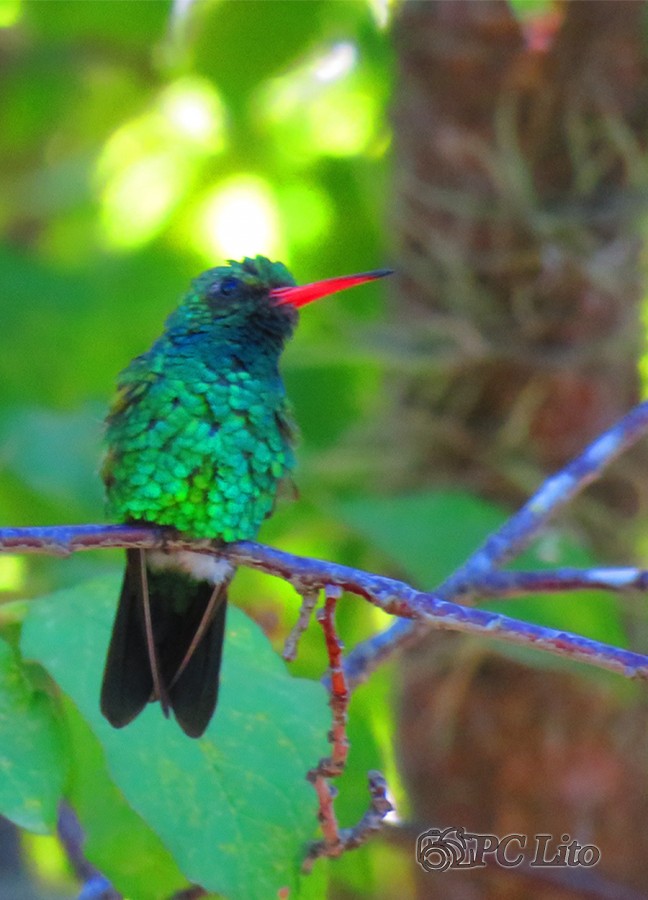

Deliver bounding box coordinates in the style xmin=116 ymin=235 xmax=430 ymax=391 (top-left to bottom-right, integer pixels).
xmin=304 ymin=586 xmax=347 ymax=868
xmin=303 ymin=587 xmax=392 ymax=871
xmin=317 ymin=586 xmax=349 ymax=777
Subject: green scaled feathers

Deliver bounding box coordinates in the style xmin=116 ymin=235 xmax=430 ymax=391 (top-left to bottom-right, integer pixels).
xmin=102 ymin=256 xmax=298 ymax=542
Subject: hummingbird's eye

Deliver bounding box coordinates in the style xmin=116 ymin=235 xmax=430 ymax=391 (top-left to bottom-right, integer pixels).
xmin=219 ymin=276 xmax=240 ymax=297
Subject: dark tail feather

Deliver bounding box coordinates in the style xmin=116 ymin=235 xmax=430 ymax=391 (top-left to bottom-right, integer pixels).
xmin=168 ymin=586 xmax=228 ymax=738
xmin=100 ymin=548 xmax=155 ymax=728
xmin=101 ymin=549 xmax=229 ymax=737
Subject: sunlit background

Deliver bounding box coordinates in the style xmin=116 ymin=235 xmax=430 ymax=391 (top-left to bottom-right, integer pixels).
xmin=0 ymin=0 xmax=404 ymax=896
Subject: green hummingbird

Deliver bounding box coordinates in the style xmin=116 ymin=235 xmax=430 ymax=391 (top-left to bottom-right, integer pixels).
xmin=100 ymin=255 xmax=391 ymax=738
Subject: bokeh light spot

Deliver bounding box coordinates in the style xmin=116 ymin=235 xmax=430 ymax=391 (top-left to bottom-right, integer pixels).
xmin=193 ymin=176 xmax=283 ymax=263
xmin=259 ymin=42 xmax=379 ymax=159
xmin=158 ymin=78 xmax=225 ymax=149
xmin=365 ymin=0 xmax=395 ymax=29
xmin=23 ymin=833 xmax=72 ymax=892
xmin=640 ymin=296 xmax=648 ymax=398
xmin=99 ymin=154 xmax=184 ymax=249
xmin=96 ymin=77 xmax=225 ymax=250
xmin=309 ymin=87 xmax=375 ymax=156
xmin=0 ymin=555 xmax=24 ymax=592
xmin=314 ymin=41 xmax=357 ymax=83
xmin=0 ymin=0 xmax=21 ymax=28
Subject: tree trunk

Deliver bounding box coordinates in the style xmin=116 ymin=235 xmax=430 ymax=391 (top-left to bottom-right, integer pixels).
xmin=391 ymin=2 xmax=648 ymax=895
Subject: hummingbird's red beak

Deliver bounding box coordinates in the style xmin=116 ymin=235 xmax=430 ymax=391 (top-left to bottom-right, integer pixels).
xmin=270 ymin=268 xmax=393 ymax=309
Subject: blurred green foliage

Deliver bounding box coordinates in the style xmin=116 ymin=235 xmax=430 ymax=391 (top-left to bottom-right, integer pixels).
xmin=0 ymin=1 xmax=397 ymax=896
xmin=338 ymin=490 xmax=628 ymax=649
xmin=0 ymin=1 xmax=629 ymax=898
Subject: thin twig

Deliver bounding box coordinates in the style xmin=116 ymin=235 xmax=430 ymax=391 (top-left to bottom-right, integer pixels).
xmin=343 ymin=398 xmax=648 ymax=684
xmin=304 ymin=771 xmax=393 ymax=871
xmin=455 ymin=566 xmax=648 ymax=599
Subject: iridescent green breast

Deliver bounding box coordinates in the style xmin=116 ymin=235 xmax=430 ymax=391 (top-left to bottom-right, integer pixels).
xmin=103 ymin=355 xmax=296 ymax=541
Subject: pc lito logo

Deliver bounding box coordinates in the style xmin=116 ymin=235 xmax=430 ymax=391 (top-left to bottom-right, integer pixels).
xmin=416 ymin=827 xmax=470 ymax=872
xmin=416 ymin=827 xmax=601 ymax=872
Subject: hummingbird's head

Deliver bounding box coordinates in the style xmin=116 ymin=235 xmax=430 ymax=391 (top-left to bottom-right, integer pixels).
xmin=185 ymin=256 xmax=298 ymax=343
xmin=177 ymin=255 xmax=392 ymax=346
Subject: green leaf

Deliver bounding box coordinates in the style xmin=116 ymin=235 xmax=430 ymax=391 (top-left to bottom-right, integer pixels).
xmin=21 ymin=575 xmax=329 ymax=899
xmin=0 ymin=637 xmax=66 ymax=833
xmin=62 ymin=696 xmax=188 ymax=900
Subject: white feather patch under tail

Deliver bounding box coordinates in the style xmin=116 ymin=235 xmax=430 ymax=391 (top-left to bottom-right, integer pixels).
xmin=147 ymin=550 xmax=234 ymax=584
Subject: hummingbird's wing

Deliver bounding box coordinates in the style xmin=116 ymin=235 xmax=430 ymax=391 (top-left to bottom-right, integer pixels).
xmin=106 ymin=353 xmax=160 ymax=420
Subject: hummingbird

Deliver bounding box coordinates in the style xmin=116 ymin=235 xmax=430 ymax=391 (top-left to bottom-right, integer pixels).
xmin=100 ymin=255 xmax=392 ymax=738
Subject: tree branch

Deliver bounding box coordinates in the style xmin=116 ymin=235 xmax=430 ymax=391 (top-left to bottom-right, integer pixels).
xmin=343 ymin=398 xmax=648 ymax=684
xmin=2 ymin=523 xmax=648 ymax=686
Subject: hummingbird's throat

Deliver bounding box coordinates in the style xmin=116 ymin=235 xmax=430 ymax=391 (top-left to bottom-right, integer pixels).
xmin=270 ymin=268 xmax=393 ymax=308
